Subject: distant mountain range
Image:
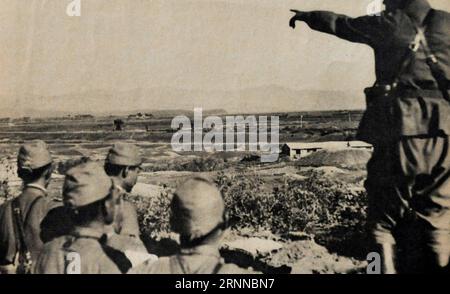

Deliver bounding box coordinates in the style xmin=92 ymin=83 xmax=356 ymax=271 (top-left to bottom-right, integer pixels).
xmin=0 ymin=85 xmax=365 ymax=118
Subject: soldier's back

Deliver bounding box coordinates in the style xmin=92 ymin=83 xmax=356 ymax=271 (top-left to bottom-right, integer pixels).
xmin=129 ymin=254 xmax=258 ymax=274
xmin=0 ymin=187 xmax=54 ymax=266
xmin=18 ymin=189 xmax=55 ymax=261
xmin=33 ymin=233 xmax=127 ymax=274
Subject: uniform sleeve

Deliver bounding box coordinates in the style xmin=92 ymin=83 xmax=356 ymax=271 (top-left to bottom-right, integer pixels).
xmin=118 ymin=201 xmax=141 ymax=237
xmin=300 ymin=11 xmax=396 ymax=46
xmin=32 ymin=246 xmax=64 ymax=274
xmin=0 ymin=202 xmax=17 ymax=264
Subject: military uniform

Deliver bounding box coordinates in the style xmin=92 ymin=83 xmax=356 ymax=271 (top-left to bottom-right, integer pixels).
xmin=129 ymin=177 xmax=259 ymax=274
xmin=0 ymin=140 xmax=56 ymax=273
xmin=129 ymin=245 xmax=255 ymax=274
xmin=34 ymin=161 xmax=131 ymax=274
xmin=33 ymin=227 xmax=126 ymax=274
xmin=107 ymin=185 xmax=141 ymax=238
xmin=104 ymin=143 xmax=147 ymax=255
xmin=0 ymin=185 xmax=58 ymax=267
xmin=291 ymin=0 xmax=450 ymax=271
xmin=39 ymin=143 xmax=150 ymax=267
xmin=106 ymin=197 xmax=149 ymax=263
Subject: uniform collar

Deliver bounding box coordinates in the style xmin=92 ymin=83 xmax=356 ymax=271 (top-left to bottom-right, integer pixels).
xmin=115 ymin=184 xmax=125 ymax=193
xmin=25 ymin=183 xmax=48 ymax=195
xmin=111 ymin=177 xmax=126 ymax=194
xmin=72 ymin=227 xmax=106 ymax=241
xmin=180 ymin=244 xmax=221 ymax=258
xmin=403 ymin=0 xmax=432 ymax=24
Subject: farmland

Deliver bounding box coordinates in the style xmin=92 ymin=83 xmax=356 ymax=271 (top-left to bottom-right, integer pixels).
xmin=0 ymin=109 xmax=370 ymax=273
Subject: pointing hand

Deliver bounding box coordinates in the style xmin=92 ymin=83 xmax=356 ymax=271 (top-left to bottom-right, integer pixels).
xmin=289 ymin=9 xmax=305 ymax=29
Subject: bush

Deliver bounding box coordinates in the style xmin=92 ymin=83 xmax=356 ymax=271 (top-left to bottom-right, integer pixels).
xmin=142 ymin=156 xmax=229 ymax=173
xmin=178 ymin=156 xmax=227 ymax=172
xmin=125 ymin=189 xmax=172 ymax=237
xmin=215 ymin=169 xmax=367 ymax=234
xmin=129 ymin=169 xmax=368 ymax=238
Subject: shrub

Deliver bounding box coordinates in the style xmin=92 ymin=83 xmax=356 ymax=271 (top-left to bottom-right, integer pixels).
xmin=130 ymin=169 xmax=368 ymax=238
xmin=141 ymin=156 xmax=229 ymax=172
xmin=215 ymin=169 xmax=367 ymax=234
xmin=125 ymin=189 xmax=172 ymax=237
xmin=178 ymin=156 xmax=227 ymax=172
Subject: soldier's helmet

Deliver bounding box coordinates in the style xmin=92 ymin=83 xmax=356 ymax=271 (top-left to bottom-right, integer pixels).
xmin=170 ymin=177 xmax=225 ymax=241
xmin=17 ymin=140 xmax=52 ymax=172
xmin=63 ymin=160 xmax=114 ymax=209
xmin=106 ymin=142 xmax=142 ymax=167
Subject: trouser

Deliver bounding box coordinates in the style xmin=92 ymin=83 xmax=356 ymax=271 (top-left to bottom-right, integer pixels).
xmin=365 ymin=135 xmax=450 ymax=273
xmin=395 ymin=217 xmax=449 ymax=273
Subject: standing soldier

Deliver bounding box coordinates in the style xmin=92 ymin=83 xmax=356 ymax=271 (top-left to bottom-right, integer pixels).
xmin=289 ymin=0 xmax=450 ymax=273
xmin=33 ymin=161 xmax=131 ymax=274
xmin=129 ymin=177 xmax=258 ymax=274
xmin=0 ymin=140 xmax=55 ymax=274
xmin=103 ymin=143 xmax=147 ymax=255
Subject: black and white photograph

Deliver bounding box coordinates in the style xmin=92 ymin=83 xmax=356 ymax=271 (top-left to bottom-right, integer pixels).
xmin=0 ymin=0 xmax=449 ymax=281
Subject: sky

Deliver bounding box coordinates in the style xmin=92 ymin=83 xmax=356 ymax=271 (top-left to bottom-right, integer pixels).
xmin=0 ymin=0 xmax=448 ymax=113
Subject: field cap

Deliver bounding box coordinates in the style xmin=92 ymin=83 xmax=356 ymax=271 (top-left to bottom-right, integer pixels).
xmin=171 ymin=177 xmax=225 ymax=239
xmin=17 ymin=140 xmax=52 ymax=170
xmin=106 ymin=143 xmax=142 ymax=166
xmin=63 ymin=160 xmax=113 ymax=208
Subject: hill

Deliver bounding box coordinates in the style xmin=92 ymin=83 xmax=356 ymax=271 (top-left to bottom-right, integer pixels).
xmin=1 ymin=86 xmax=365 ymax=118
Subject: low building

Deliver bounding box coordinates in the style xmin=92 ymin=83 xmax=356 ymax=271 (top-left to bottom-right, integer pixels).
xmin=281 ymin=141 xmax=372 ymax=159
xmin=347 ymin=141 xmax=373 ymax=150
xmin=73 ymin=114 xmax=94 ymax=120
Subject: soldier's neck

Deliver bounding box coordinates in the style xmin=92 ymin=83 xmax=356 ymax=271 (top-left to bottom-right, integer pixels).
xmin=111 ymin=176 xmax=126 ymax=191
xmin=75 ymin=220 xmax=106 ymax=234
xmin=23 ymin=178 xmax=48 ymax=193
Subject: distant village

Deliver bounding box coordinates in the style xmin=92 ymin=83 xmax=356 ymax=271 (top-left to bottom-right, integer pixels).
xmin=0 ymin=112 xmax=154 ymax=126
xmin=0 ymin=112 xmax=373 ymax=160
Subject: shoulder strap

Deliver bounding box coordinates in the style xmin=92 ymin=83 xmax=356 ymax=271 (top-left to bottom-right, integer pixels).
xmin=11 ymin=196 xmax=43 ymax=255
xmin=174 ymin=255 xmax=188 ymax=274
xmin=392 ymin=9 xmax=449 ymax=101
xmin=23 ymin=195 xmax=44 ymax=229
xmin=211 ymin=261 xmax=223 ymax=274
xmin=11 ymin=198 xmax=34 ymax=272
xmin=413 ymin=10 xmax=449 ymax=101
xmin=11 ymin=198 xmax=28 ymax=254
xmin=390 ymin=13 xmax=429 ymax=87
xmin=406 ymin=9 xmax=449 ymax=101
xmin=100 ymin=241 xmax=133 ymax=273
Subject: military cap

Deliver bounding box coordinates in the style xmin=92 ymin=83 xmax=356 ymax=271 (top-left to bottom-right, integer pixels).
xmin=171 ymin=177 xmax=225 ymax=240
xmin=63 ymin=161 xmax=113 ymax=208
xmin=106 ymin=143 xmax=142 ymax=166
xmin=17 ymin=140 xmax=52 ymax=171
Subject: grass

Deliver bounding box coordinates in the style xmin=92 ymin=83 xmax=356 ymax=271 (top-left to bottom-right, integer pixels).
xmin=128 ymin=169 xmax=368 ymax=246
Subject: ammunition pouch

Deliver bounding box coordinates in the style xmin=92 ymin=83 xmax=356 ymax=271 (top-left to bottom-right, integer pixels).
xmin=357 ymin=86 xmax=450 ymax=144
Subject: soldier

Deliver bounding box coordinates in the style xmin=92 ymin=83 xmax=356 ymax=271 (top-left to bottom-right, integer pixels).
xmin=290 ymin=0 xmax=450 ymax=273
xmin=0 ymin=140 xmax=55 ymax=274
xmin=33 ymin=161 xmax=131 ymax=274
xmin=129 ymin=177 xmax=258 ymax=274
xmin=103 ymin=143 xmax=147 ymax=255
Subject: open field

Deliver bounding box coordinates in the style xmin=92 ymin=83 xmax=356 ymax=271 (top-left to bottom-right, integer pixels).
xmin=0 ymin=110 xmax=370 ymax=273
